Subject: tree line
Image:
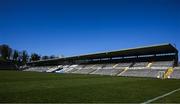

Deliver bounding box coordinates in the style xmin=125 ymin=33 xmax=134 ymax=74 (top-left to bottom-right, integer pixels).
xmin=0 ymin=44 xmax=60 ymax=65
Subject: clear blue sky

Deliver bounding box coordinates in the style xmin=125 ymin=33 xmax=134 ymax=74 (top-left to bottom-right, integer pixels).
xmin=0 ymin=0 xmax=180 ymax=57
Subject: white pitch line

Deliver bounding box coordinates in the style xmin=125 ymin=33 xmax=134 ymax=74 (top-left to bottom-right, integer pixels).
xmin=141 ymin=88 xmax=180 ymax=104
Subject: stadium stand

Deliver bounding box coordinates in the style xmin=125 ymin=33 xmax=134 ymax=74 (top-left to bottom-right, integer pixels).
xmin=55 ymin=65 xmax=70 ymax=73
xmin=46 ymin=65 xmax=63 ymax=72
xmin=91 ymin=68 xmax=124 ymax=76
xmin=24 ymin=66 xmax=47 ymax=72
xmin=102 ymin=64 xmax=116 ymax=69
xmin=68 ymin=65 xmax=85 ymax=73
xmin=133 ymin=62 xmax=149 ymax=67
xmin=72 ymin=64 xmax=101 ymax=74
xmin=120 ymin=67 xmax=168 ymax=78
xmin=170 ymin=67 xmax=180 ymax=79
xmin=151 ymin=61 xmax=174 ymax=67
xmin=116 ymin=63 xmax=132 ymax=67
xmin=24 ymin=66 xmax=61 ymax=72
xmin=26 ymin=43 xmax=179 ymax=79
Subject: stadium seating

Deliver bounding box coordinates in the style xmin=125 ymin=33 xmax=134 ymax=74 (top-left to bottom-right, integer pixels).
xmin=69 ymin=65 xmax=85 ymax=73
xmin=91 ymin=69 xmax=124 ymax=76
xmin=24 ymin=61 xmax=177 ymax=79
xmin=58 ymin=61 xmax=174 ymax=78
xmin=91 ymin=64 xmax=105 ymax=69
xmin=151 ymin=61 xmax=174 ymax=67
xmin=120 ymin=68 xmax=167 ymax=78
xmin=115 ymin=63 xmax=132 ymax=67
xmin=72 ymin=65 xmax=96 ymax=74
xmin=24 ymin=43 xmax=179 ymax=79
xmin=170 ymin=67 xmax=180 ymax=79
xmin=120 ymin=69 xmax=151 ymax=77
xmin=46 ymin=65 xmax=63 ymax=72
xmin=133 ymin=62 xmax=149 ymax=67
xmin=73 ymin=68 xmax=97 ymax=74
xmin=90 ymin=64 xmax=125 ymax=75
xmin=56 ymin=65 xmax=75 ymax=73
xmin=64 ymin=65 xmax=78 ymax=73
xmin=24 ymin=66 xmax=56 ymax=72
xmin=102 ymin=64 xmax=116 ymax=69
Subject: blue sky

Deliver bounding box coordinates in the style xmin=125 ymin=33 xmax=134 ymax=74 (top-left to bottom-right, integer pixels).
xmin=0 ymin=0 xmax=180 ymax=57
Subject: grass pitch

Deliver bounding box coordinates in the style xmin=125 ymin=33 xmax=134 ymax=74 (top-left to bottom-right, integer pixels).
xmin=0 ymin=70 xmax=180 ymax=103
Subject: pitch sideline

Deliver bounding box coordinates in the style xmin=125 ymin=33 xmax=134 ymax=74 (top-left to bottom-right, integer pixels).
xmin=141 ymin=88 xmax=180 ymax=104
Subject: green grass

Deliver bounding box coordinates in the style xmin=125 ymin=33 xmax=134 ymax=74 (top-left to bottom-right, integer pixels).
xmin=0 ymin=70 xmax=180 ymax=103
xmin=154 ymin=88 xmax=180 ymax=103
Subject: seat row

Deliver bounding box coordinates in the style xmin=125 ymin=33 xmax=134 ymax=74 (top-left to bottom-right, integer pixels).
xmin=23 ymin=61 xmax=177 ymax=79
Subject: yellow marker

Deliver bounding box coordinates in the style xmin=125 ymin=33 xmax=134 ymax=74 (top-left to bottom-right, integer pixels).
xmin=147 ymin=62 xmax=152 ymax=67
xmin=91 ymin=65 xmax=96 ymax=68
xmin=113 ymin=64 xmax=119 ymax=68
xmin=163 ymin=67 xmax=173 ymax=79
xmin=118 ymin=67 xmax=129 ymax=75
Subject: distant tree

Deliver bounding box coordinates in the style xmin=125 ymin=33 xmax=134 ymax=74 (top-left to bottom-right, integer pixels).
xmin=22 ymin=50 xmax=28 ymax=65
xmin=0 ymin=45 xmax=2 ymax=59
xmin=42 ymin=56 xmax=49 ymax=60
xmin=59 ymin=54 xmax=64 ymax=58
xmin=50 ymin=55 xmax=56 ymax=59
xmin=13 ymin=50 xmax=19 ymax=61
xmin=0 ymin=45 xmax=1 ymax=55
xmin=0 ymin=44 xmax=12 ymax=60
xmin=30 ymin=53 xmax=40 ymax=61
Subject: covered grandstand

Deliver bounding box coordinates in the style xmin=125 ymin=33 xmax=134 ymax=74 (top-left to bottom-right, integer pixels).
xmin=25 ymin=43 xmax=179 ymax=79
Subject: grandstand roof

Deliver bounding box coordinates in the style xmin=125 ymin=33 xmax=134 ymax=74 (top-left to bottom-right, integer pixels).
xmin=29 ymin=43 xmax=178 ymax=63
xmin=68 ymin=43 xmax=178 ymax=59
